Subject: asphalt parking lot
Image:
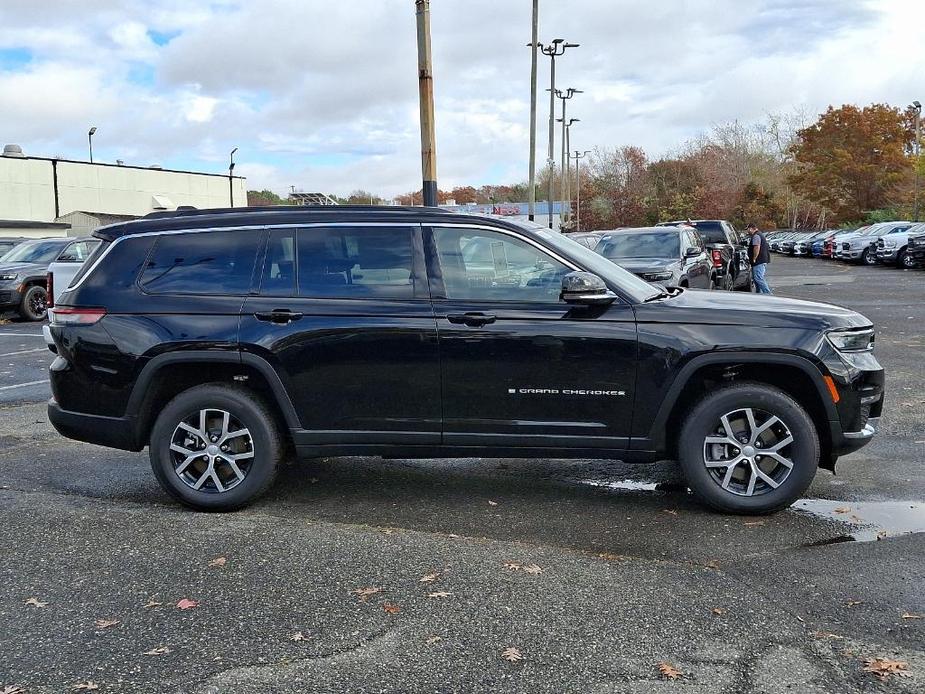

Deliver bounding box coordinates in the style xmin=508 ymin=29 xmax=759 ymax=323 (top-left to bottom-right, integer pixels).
xmin=1 ymin=256 xmax=923 ymax=693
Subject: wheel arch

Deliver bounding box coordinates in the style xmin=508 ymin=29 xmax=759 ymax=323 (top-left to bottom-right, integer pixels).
xmin=643 ymin=352 xmax=837 ymax=470
xmin=126 ymin=351 xmax=301 ymax=447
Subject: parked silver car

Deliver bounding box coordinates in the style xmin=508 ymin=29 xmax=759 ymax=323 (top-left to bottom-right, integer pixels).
xmin=876 ymin=222 xmax=925 ymax=267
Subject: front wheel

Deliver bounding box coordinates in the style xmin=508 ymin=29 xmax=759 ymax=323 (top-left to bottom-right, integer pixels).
xmin=149 ymin=384 xmax=284 ymax=511
xmin=19 ymin=285 xmax=48 ymax=321
xmin=862 ymin=248 xmax=876 ymax=266
xmin=898 ymin=249 xmax=914 ymax=269
xmin=678 ymin=383 xmax=820 ymax=514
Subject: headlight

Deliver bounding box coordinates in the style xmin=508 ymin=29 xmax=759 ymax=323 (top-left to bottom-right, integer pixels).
xmin=642 ymin=271 xmax=673 ymax=281
xmin=827 ymin=328 xmax=875 ymax=353
xmin=0 ymin=273 xmax=20 ymax=282
xmin=883 ymin=239 xmax=896 ymax=247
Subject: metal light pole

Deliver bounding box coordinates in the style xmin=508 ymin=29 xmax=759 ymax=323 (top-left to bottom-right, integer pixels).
xmin=539 ymin=39 xmax=578 ymax=228
xmin=571 ymin=149 xmax=591 ymax=230
xmin=526 ymin=0 xmax=539 ymax=221
xmin=416 ymin=0 xmax=438 ymax=207
xmin=913 ymin=100 xmax=922 ymax=222
xmin=559 ymin=118 xmax=581 ymax=226
xmin=88 ymin=127 xmax=97 ymax=163
xmin=229 ymin=147 xmax=238 ymax=207
xmin=553 ymin=89 xmax=581 ymax=228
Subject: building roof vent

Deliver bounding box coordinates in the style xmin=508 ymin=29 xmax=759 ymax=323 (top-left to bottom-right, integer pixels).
xmin=148 ymin=164 xmax=162 ymax=169
xmin=2 ymin=144 xmax=25 ymax=158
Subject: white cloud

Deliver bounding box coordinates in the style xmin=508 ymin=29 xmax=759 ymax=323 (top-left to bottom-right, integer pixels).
xmin=0 ymin=0 xmax=922 ymax=198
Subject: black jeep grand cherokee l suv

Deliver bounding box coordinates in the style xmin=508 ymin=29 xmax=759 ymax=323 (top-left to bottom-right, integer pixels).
xmin=47 ymin=206 xmax=883 ymax=514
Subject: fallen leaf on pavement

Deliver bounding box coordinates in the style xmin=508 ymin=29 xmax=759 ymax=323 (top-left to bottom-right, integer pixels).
xmin=501 ymin=647 xmax=523 ymax=662
xmin=901 ymin=612 xmax=923 ymax=620
xmin=353 ymin=587 xmax=383 ymax=602
xmin=426 ymin=635 xmax=442 ymax=644
xmin=877 ymin=531 xmax=889 ymax=540
xmin=383 ymin=602 xmax=401 ymax=614
xmin=427 ymin=591 xmax=452 ymax=598
xmin=503 ymin=562 xmax=522 ymax=571
xmin=289 ymin=631 xmax=309 ymax=641
xmin=1 ymin=686 xmax=26 ymax=694
xmin=143 ymin=600 xmax=162 ymax=609
xmin=378 ymin=528 xmax=395 ymax=535
xmin=488 ymin=500 xmax=498 ymax=506
xmin=743 ymin=520 xmax=765 ymax=526
xmin=73 ymin=683 xmax=99 ymax=691
xmin=662 ymin=509 xmax=678 ymax=516
xmin=811 ymin=630 xmax=844 ymax=640
xmin=658 ymin=662 xmax=684 ymax=680
xmin=522 ymin=564 xmax=544 ymax=575
xmin=176 ymin=599 xmax=199 ymax=610
xmin=143 ymin=646 xmax=172 ymax=656
xmin=846 ymin=600 xmax=863 ymax=607
xmin=94 ymin=618 xmax=120 ymax=629
xmin=208 ymin=557 xmax=227 ymax=568
xmin=862 ymin=657 xmax=910 ymax=681
xmin=419 ymin=572 xmax=441 ymax=583
xmin=833 ymin=506 xmax=850 ymax=514
xmin=712 ymin=608 xmax=726 ymax=616
xmin=24 ymin=597 xmax=48 ymax=608
xmin=597 ymin=552 xmax=627 ymax=561
xmin=705 ymin=560 xmax=721 ymax=570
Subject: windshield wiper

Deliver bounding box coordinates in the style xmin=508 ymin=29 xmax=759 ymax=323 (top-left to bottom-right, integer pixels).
xmin=642 ymin=290 xmax=671 ymax=303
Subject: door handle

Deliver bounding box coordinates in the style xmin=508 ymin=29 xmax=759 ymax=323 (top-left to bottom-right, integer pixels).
xmin=254 ymin=309 xmax=304 ymax=324
xmin=446 ymin=312 xmax=496 ymax=327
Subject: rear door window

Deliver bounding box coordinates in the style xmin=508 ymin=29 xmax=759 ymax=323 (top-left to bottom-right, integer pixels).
xmin=297 ymin=226 xmax=417 ymax=299
xmin=140 ymin=229 xmax=262 ymax=295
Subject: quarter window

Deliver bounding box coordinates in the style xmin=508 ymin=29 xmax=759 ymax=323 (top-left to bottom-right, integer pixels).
xmin=140 ymin=230 xmax=262 ymax=295
xmin=432 ymin=227 xmax=569 ymax=302
xmin=297 ymin=226 xmax=416 ymax=299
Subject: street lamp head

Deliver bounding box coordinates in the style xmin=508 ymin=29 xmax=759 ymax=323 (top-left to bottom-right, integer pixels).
xmin=88 ymin=126 xmax=97 ymax=136
xmin=568 ymin=118 xmax=580 ymax=125
xmin=913 ymin=100 xmax=922 ymax=111
xmin=564 ymin=42 xmax=579 ymax=48
xmin=552 ymin=38 xmax=565 ymax=44
xmin=230 ymin=147 xmax=238 ymax=156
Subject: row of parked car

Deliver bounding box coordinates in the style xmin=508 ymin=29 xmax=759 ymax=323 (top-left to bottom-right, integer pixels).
xmin=0 ymin=236 xmax=100 ymax=321
xmin=570 ymin=220 xmax=753 ymax=291
xmin=765 ymin=221 xmax=925 ymax=268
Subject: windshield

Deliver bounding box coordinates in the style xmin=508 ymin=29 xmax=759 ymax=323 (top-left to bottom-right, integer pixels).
xmin=525 ymin=226 xmax=663 ymax=302
xmin=597 ymin=232 xmax=680 ymax=259
xmin=0 ymin=240 xmax=65 ymax=264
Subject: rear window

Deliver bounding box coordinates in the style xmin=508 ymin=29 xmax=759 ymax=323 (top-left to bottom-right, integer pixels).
xmin=140 ymin=230 xmax=262 ymax=295
xmin=68 ymin=240 xmax=111 ymax=288
xmin=687 ymin=222 xmax=727 ymax=244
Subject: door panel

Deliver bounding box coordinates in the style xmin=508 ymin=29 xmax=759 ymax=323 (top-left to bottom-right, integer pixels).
xmin=240 ymin=225 xmax=440 ymax=444
xmin=426 ymin=226 xmax=637 ymax=448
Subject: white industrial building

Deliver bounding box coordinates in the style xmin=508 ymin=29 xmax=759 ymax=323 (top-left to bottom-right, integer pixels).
xmin=0 ymin=144 xmax=247 ymax=238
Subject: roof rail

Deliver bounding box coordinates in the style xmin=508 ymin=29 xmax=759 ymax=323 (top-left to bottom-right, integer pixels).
xmin=143 ymin=205 xmax=455 ymax=220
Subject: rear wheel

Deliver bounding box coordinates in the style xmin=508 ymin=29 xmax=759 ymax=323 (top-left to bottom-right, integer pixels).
xmin=149 ymin=384 xmax=283 ymax=511
xmin=898 ymin=249 xmax=914 ymax=269
xmin=678 ymin=383 xmax=820 ymax=514
xmin=19 ymin=285 xmax=47 ymax=321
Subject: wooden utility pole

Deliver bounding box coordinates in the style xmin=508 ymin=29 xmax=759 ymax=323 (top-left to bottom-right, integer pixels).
xmin=416 ymin=0 xmax=438 ymax=207
xmin=527 ymin=1 xmax=538 ymax=221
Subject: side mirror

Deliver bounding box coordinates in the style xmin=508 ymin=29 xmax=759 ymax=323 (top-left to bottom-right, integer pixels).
xmin=685 ymin=246 xmax=701 ymax=258
xmin=560 ymin=271 xmax=617 ymax=306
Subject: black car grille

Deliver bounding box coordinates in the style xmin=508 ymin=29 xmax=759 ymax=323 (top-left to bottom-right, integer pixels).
xmin=910 ymin=236 xmax=922 ymax=249
xmin=841 ymin=242 xmax=850 ymax=250
xmin=876 ymin=239 xmax=884 ymax=249
xmin=0 ymin=290 xmax=16 ymax=304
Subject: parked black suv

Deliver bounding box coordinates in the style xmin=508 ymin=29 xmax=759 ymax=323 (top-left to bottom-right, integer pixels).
xmin=656 ymin=220 xmax=751 ymax=291
xmin=47 ymin=207 xmax=883 ymax=514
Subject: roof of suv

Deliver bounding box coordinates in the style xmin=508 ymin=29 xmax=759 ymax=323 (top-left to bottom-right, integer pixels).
xmin=93 ymin=205 xmax=461 ymax=242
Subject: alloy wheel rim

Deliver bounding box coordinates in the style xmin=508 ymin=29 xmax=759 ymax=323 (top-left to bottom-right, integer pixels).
xmin=702 ymin=407 xmax=795 ymax=497
xmin=169 ymin=408 xmax=254 ymax=493
xmin=902 ymin=254 xmax=914 ymax=268
xmin=30 ymin=290 xmax=46 ymax=316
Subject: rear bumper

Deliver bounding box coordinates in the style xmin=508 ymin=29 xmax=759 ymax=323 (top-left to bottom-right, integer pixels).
xmin=47 ymin=399 xmax=143 ymax=452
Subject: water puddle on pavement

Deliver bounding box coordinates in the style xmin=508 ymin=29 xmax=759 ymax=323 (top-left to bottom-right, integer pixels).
xmin=580 ymin=479 xmax=661 ymax=492
xmin=791 ymin=499 xmax=925 ymax=543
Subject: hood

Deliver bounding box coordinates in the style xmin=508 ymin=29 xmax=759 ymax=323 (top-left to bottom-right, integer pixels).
xmin=634 ymin=287 xmax=871 ymax=331
xmin=0 ymin=261 xmax=47 ymax=277
xmin=613 ymin=257 xmax=678 ymax=273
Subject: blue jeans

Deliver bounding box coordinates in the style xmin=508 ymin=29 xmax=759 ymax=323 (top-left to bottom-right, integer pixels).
xmin=752 ymin=263 xmax=772 ymax=294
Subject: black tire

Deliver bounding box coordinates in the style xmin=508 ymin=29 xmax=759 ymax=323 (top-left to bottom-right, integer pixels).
xmin=861 ymin=248 xmax=876 ymax=266
xmin=898 ymin=249 xmax=914 ymax=269
xmin=677 ymin=382 xmax=820 ymax=514
xmin=149 ymin=384 xmax=284 ymax=511
xmin=721 ymin=271 xmax=733 ymax=291
xmin=734 ymin=267 xmax=752 ymax=292
xmin=19 ymin=285 xmax=48 ymax=321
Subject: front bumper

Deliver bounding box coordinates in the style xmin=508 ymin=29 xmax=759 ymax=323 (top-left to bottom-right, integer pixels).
xmin=842 ymin=247 xmax=867 ymax=260
xmin=0 ymin=287 xmax=23 ymax=309
xmin=876 ymin=248 xmax=898 ymax=261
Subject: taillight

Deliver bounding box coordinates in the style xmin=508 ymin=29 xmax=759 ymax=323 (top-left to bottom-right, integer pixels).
xmin=46 ymin=272 xmax=54 ymax=309
xmin=50 ymin=307 xmax=107 ymax=325
xmin=711 ymin=249 xmax=723 ymax=267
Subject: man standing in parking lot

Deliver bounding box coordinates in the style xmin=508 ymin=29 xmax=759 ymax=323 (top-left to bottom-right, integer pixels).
xmin=747 ymin=223 xmax=772 ymax=294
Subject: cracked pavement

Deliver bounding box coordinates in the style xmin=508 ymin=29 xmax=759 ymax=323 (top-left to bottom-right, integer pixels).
xmin=0 ymin=256 xmax=923 ymax=693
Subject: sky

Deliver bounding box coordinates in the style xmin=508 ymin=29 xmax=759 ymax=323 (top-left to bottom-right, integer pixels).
xmin=0 ymin=0 xmax=922 ymax=198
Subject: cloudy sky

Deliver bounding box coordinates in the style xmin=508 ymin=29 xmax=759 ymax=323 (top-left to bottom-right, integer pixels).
xmin=0 ymin=0 xmax=922 ymax=198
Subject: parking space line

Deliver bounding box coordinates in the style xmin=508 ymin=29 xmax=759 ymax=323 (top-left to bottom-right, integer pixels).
xmin=0 ymin=379 xmax=49 ymax=391
xmin=1 ymin=348 xmax=49 ymax=357
xmin=0 ymin=333 xmax=46 ymax=338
